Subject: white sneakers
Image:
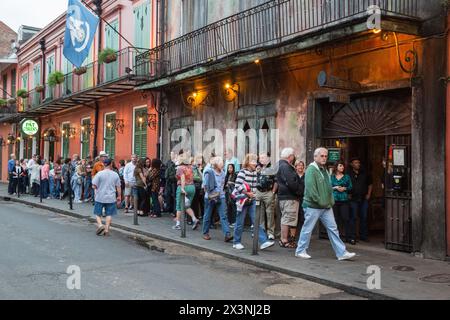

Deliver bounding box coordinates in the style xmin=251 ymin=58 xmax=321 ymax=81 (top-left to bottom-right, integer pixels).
xmin=295 ymin=251 xmax=356 ymax=260
xmin=295 ymin=251 xmax=312 ymax=259
xmin=338 ymin=251 xmax=356 ymax=261
xmin=260 ymin=241 xmax=275 ymax=250
xmin=233 ymin=243 xmax=245 ymax=250
xmin=268 ymin=234 xmax=275 ymax=240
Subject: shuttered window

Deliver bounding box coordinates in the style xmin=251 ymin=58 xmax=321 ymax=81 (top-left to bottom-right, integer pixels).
xmin=134 ymin=108 xmax=147 ymax=159
xmin=104 ymin=113 xmax=116 ymax=159
xmin=62 ymin=123 xmax=70 ymax=159
xmin=134 ymin=1 xmax=151 ymax=49
xmin=81 ymin=118 xmax=91 ymax=159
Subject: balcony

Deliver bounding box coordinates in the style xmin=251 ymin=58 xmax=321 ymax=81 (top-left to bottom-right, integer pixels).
xmin=136 ymin=0 xmax=421 ymax=85
xmin=17 ymin=47 xmax=159 ymax=116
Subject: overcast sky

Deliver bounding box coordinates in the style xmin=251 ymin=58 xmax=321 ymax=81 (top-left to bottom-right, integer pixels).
xmin=0 ymin=0 xmax=68 ymax=33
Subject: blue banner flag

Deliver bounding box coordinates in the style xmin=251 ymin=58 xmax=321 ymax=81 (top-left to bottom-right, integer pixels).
xmin=63 ymin=0 xmax=99 ymax=68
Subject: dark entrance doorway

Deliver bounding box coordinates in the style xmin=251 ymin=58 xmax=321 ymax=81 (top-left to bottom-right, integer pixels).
xmin=317 ymin=92 xmax=413 ymax=252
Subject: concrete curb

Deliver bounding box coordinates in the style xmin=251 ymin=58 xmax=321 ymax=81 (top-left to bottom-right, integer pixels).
xmin=2 ymin=195 xmax=396 ymax=300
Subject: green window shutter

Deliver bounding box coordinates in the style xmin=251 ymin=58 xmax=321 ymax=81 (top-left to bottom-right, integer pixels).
xmin=105 ymin=113 xmax=116 ymax=159
xmin=134 ymin=5 xmax=143 ymax=48
xmin=143 ymin=1 xmax=151 ymax=49
xmin=83 ymin=47 xmax=94 ymax=89
xmin=62 ymin=123 xmax=70 ymax=159
xmin=134 ymin=108 xmax=147 ymax=158
xmin=45 ymin=56 xmax=55 ymax=99
xmin=104 ymin=19 xmax=119 ymax=82
xmin=62 ymin=57 xmax=73 ymax=95
xmin=21 ymin=73 xmax=28 ymax=90
xmin=81 ymin=118 xmax=91 ymax=159
xmin=33 ymin=64 xmax=41 ymax=87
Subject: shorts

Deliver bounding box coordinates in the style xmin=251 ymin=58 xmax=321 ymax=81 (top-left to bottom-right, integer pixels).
xmin=176 ymin=184 xmax=196 ymax=212
xmin=125 ymin=185 xmax=137 ymax=197
xmin=280 ymin=200 xmax=300 ymax=227
xmin=94 ymin=202 xmax=118 ymax=217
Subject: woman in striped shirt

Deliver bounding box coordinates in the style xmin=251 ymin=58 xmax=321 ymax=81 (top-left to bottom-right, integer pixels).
xmin=232 ymin=154 xmax=275 ymax=251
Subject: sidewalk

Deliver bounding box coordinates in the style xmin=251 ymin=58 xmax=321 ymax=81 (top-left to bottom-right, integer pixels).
xmin=1 ymin=184 xmax=450 ymax=300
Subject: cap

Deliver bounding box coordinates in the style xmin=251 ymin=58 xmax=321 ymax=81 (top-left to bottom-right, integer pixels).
xmin=103 ymin=158 xmax=112 ymax=166
xmin=99 ymin=151 xmax=108 ymax=157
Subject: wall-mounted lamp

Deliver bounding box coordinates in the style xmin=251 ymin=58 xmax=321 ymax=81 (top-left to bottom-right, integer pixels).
xmin=81 ymin=123 xmax=95 ymax=135
xmin=222 ymin=83 xmax=240 ymax=103
xmin=62 ymin=127 xmax=77 ymax=138
xmin=138 ymin=113 xmax=158 ymax=131
xmin=106 ymin=119 xmax=125 ymax=134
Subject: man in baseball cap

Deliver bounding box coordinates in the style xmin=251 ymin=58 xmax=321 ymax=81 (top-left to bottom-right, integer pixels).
xmin=92 ymin=151 xmax=108 ymax=178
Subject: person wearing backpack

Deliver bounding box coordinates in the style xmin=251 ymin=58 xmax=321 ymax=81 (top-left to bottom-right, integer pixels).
xmin=256 ymin=153 xmax=278 ymax=241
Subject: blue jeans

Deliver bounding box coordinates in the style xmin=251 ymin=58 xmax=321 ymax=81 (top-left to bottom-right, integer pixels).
xmin=49 ymin=176 xmax=55 ymax=198
xmin=84 ymin=176 xmax=92 ymax=200
xmin=151 ymin=191 xmax=161 ymax=216
xmin=53 ymin=179 xmax=61 ymax=198
xmin=350 ymin=199 xmax=369 ymax=240
xmin=296 ymin=207 xmax=347 ymax=258
xmin=233 ymin=200 xmax=268 ymax=245
xmin=202 ymin=198 xmax=231 ymax=237
xmin=40 ymin=179 xmax=49 ymax=198
xmin=71 ymin=178 xmax=82 ymax=202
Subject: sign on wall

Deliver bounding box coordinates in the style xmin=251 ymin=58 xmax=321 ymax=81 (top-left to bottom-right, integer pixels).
xmin=20 ymin=119 xmax=39 ymax=136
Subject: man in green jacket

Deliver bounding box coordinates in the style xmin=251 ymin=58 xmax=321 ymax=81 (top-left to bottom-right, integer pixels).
xmin=295 ymin=148 xmax=356 ymax=261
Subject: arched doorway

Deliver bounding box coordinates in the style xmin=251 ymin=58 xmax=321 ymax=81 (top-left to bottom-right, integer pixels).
xmin=317 ymin=92 xmax=412 ymax=252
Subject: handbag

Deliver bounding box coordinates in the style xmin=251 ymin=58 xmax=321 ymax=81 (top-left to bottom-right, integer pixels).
xmin=184 ymin=196 xmax=191 ymax=209
xmin=208 ymin=191 xmax=220 ymax=202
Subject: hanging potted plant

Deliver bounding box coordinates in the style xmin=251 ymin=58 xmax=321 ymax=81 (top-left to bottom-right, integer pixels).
xmin=35 ymin=84 xmax=45 ymax=93
xmin=48 ymin=71 xmax=65 ymax=87
xmin=17 ymin=89 xmax=29 ymax=99
xmin=99 ymin=48 xmax=117 ymax=64
xmin=73 ymin=66 xmax=87 ymax=75
xmin=0 ymin=99 xmax=7 ymax=107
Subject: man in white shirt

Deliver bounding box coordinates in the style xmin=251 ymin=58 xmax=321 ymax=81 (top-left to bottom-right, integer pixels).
xmin=92 ymin=159 xmax=122 ymax=237
xmin=123 ymin=154 xmax=138 ymax=213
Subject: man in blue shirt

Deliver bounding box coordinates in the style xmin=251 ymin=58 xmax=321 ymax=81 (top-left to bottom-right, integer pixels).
xmin=7 ymin=153 xmax=16 ymax=195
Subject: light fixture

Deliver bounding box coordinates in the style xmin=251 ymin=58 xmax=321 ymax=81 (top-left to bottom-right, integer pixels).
xmin=254 ymin=59 xmax=260 ymax=64
xmin=106 ymin=119 xmax=125 ymax=134
xmin=222 ymin=82 xmax=240 ymax=103
xmin=372 ymin=28 xmax=382 ymax=34
xmin=138 ymin=113 xmax=157 ymax=130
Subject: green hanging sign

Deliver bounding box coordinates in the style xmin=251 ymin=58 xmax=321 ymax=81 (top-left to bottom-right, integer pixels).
xmin=20 ymin=119 xmax=39 ymax=136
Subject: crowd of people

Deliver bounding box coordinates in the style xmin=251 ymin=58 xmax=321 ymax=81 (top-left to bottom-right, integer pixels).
xmin=7 ymin=146 xmax=374 ymax=260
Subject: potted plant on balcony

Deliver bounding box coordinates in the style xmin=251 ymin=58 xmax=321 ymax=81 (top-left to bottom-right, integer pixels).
xmin=0 ymin=99 xmax=7 ymax=107
xmin=17 ymin=89 xmax=29 ymax=99
xmin=48 ymin=71 xmax=65 ymax=87
xmin=99 ymin=48 xmax=117 ymax=64
xmin=73 ymin=66 xmax=87 ymax=75
xmin=35 ymin=85 xmax=44 ymax=93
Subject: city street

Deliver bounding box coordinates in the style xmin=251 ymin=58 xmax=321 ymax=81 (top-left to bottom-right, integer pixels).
xmin=0 ymin=200 xmax=362 ymax=300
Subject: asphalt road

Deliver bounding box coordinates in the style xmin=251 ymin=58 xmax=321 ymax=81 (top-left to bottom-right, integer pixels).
xmin=0 ymin=200 xmax=363 ymax=300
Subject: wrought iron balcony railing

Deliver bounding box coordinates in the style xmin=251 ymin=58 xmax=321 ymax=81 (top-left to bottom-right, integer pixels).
xmin=136 ymin=0 xmax=419 ymax=79
xmin=19 ymin=47 xmax=159 ymax=111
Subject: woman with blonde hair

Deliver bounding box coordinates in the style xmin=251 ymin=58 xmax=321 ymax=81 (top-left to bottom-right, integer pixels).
xmin=232 ymin=153 xmax=274 ymax=251
xmin=172 ymin=153 xmax=199 ymax=230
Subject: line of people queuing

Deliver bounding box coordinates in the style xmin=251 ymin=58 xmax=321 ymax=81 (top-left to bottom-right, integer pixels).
xmin=6 ymin=146 xmax=371 ymax=260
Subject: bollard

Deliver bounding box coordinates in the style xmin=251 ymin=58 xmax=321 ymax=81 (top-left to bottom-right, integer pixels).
xmin=252 ymin=200 xmax=261 ymax=256
xmin=39 ymin=168 xmax=42 ymax=203
xmin=133 ymin=189 xmax=139 ymax=226
xmin=180 ymin=192 xmax=186 ymax=238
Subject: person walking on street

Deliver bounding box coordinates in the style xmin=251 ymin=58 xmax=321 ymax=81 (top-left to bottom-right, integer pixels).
xmin=92 ymin=158 xmax=122 ymax=237
xmin=277 ymin=148 xmax=303 ymax=248
xmin=348 ymin=157 xmax=373 ymax=242
xmin=123 ymin=154 xmax=138 ymax=213
xmin=256 ymin=153 xmax=277 ymax=241
xmin=232 ymin=154 xmax=275 ymax=251
xmin=332 ymin=161 xmax=354 ymax=245
xmin=202 ymin=157 xmax=233 ymax=242
xmin=295 ymin=148 xmax=356 ymax=261
xmin=7 ymin=153 xmax=16 ymax=195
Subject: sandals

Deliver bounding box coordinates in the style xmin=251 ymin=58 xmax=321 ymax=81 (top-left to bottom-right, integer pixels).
xmin=279 ymin=240 xmax=296 ymax=248
xmin=96 ymin=225 xmax=105 ymax=236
